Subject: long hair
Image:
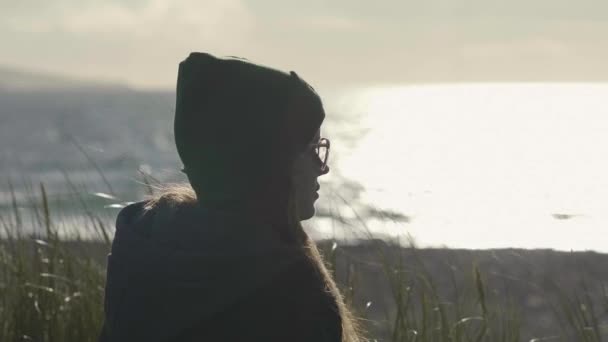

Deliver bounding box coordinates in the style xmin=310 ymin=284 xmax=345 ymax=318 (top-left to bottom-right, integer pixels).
xmin=141 ymin=181 xmax=365 ymax=342
xmin=286 ymin=180 xmax=366 ymax=342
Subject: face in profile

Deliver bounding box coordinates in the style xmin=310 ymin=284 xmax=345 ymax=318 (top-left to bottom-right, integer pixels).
xmin=291 ymin=129 xmax=330 ymax=221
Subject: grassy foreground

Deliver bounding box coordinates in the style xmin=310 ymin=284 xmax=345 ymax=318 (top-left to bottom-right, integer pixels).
xmin=1 ymin=180 xmax=607 ymax=342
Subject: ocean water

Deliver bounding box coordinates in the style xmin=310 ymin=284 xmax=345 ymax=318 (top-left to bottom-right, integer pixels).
xmin=2 ymin=83 xmax=608 ymax=252
xmin=317 ymin=83 xmax=608 ymax=251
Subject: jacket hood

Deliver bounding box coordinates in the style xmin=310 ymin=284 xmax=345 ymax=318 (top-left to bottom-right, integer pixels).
xmin=174 ymin=52 xmax=325 ymax=202
xmin=103 ymin=200 xmax=306 ymax=342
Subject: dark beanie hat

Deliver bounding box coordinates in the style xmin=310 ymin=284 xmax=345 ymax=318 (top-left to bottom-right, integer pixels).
xmin=174 ymin=52 xmax=325 ymax=202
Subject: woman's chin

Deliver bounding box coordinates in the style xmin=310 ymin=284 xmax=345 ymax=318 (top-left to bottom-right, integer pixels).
xmin=298 ymin=206 xmax=316 ymax=221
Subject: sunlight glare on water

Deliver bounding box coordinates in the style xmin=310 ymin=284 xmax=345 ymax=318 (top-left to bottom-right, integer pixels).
xmin=318 ymin=83 xmax=608 ymax=252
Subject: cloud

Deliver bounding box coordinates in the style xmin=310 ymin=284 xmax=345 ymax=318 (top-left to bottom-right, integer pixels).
xmin=459 ymin=38 xmax=571 ymax=59
xmin=0 ymin=0 xmax=259 ymax=87
xmin=279 ymin=15 xmax=364 ymax=32
xmin=3 ymin=0 xmax=255 ymax=41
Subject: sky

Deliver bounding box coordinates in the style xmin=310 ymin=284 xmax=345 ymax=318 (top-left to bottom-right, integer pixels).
xmin=1 ymin=0 xmax=608 ymax=89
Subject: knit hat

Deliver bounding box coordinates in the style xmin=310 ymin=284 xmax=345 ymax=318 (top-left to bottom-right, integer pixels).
xmin=174 ymin=52 xmax=325 ymax=202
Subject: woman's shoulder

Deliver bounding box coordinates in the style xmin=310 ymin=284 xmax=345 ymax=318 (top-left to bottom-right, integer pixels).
xmin=258 ymin=255 xmax=340 ymax=319
xmin=276 ymin=254 xmax=327 ymax=289
xmin=224 ymin=255 xmax=342 ymax=341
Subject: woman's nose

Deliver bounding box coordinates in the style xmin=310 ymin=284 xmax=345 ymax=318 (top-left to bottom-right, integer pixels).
xmin=320 ymin=164 xmax=330 ymax=175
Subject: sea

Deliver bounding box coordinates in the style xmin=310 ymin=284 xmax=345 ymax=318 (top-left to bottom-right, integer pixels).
xmin=2 ymin=83 xmax=607 ymax=252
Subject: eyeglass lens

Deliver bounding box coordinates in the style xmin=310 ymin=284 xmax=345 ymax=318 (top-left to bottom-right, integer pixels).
xmin=316 ymin=138 xmax=329 ymax=170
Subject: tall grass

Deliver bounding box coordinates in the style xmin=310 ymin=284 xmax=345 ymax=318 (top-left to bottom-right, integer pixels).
xmin=1 ymin=182 xmax=107 ymax=341
xmin=1 ymin=175 xmax=608 ymax=341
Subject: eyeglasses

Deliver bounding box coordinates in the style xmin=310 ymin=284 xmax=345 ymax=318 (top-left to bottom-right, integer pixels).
xmin=180 ymin=138 xmax=331 ymax=175
xmin=312 ymin=137 xmax=330 ymax=172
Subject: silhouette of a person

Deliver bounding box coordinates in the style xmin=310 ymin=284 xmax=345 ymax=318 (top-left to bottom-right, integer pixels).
xmin=99 ymin=52 xmax=362 ymax=342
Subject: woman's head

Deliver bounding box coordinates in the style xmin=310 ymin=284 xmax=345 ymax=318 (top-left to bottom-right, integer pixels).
xmin=174 ymin=52 xmax=326 ymax=224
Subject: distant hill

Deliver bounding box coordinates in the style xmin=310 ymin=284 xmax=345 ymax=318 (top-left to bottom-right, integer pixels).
xmin=0 ymin=66 xmax=130 ymax=91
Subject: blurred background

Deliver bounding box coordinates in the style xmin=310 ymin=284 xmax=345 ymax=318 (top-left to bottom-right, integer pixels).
xmin=2 ymin=0 xmax=608 ymax=251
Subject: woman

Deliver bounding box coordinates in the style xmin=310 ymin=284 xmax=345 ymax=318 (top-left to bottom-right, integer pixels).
xmin=99 ymin=52 xmax=363 ymax=342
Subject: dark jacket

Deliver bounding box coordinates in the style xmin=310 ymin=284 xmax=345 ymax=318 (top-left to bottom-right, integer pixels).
xmin=99 ymin=201 xmax=342 ymax=342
